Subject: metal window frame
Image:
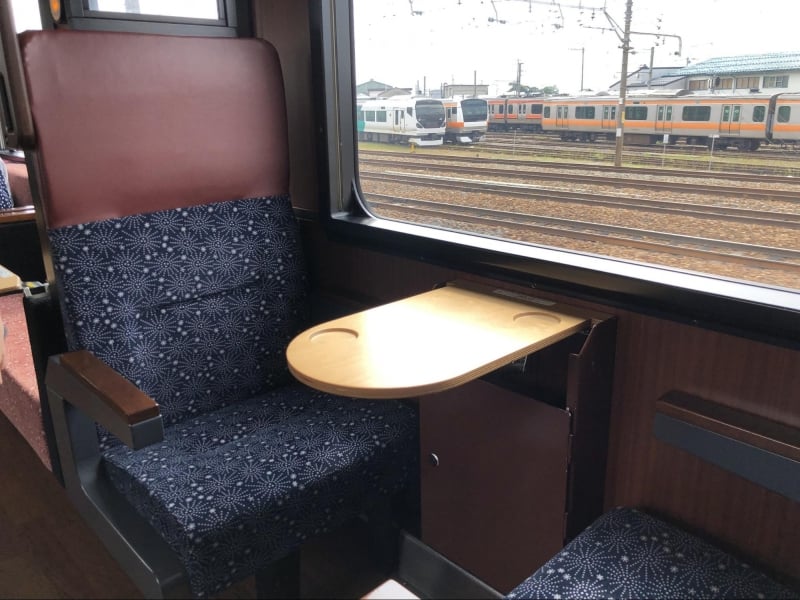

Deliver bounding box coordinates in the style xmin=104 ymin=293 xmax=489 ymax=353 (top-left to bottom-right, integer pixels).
xmin=63 ymin=0 xmax=251 ymax=37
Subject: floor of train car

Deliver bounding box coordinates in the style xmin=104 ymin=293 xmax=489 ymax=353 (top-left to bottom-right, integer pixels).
xmin=0 ymin=410 xmax=389 ymax=599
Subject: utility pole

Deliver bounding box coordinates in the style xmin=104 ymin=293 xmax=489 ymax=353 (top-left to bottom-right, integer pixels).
xmin=614 ymin=0 xmax=632 ymax=168
xmin=516 ymin=60 xmax=523 ymax=97
xmin=570 ymin=47 xmax=585 ymax=91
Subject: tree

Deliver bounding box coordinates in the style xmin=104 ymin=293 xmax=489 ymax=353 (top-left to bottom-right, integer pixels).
xmin=506 ymin=83 xmax=540 ymax=96
xmin=506 ymin=83 xmax=559 ymax=96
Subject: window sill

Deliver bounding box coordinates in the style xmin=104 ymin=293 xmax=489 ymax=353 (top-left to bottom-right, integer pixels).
xmin=320 ymin=211 xmax=800 ymax=346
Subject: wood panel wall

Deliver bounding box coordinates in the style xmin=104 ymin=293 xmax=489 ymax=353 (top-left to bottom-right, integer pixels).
xmin=302 ymin=223 xmax=800 ymax=582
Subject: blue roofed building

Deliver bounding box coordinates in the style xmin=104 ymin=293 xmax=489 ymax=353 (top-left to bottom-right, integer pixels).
xmin=675 ymin=52 xmax=800 ymax=93
xmin=610 ymin=51 xmax=800 ymax=94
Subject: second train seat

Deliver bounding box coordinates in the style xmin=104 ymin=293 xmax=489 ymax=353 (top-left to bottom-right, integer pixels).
xmin=17 ymin=29 xmax=418 ymax=598
xmin=506 ymin=506 xmax=796 ymax=599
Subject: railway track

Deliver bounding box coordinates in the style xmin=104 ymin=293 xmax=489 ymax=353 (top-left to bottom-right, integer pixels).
xmin=483 ymin=131 xmax=800 ymax=156
xmin=360 ymin=160 xmax=800 ymax=202
xmin=367 ymin=194 xmax=800 ymax=276
xmin=360 ymin=171 xmax=800 ymax=229
xmin=359 ymin=150 xmax=800 ymax=186
xmin=365 ymin=136 xmax=800 ymax=176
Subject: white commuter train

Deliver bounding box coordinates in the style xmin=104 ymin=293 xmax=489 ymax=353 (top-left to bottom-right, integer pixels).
xmin=356 ymin=96 xmax=446 ymax=146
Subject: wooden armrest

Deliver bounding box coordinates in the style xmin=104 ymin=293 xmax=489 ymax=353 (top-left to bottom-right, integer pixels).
xmin=0 ymin=206 xmax=36 ymax=224
xmin=654 ymin=391 xmax=800 ymax=501
xmin=46 ymin=350 xmax=163 ymax=449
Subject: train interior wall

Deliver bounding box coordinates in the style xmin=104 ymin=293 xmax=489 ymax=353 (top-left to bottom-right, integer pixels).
xmin=0 ymin=2 xmax=796 ymax=595
xmin=255 ymin=0 xmax=800 ymax=584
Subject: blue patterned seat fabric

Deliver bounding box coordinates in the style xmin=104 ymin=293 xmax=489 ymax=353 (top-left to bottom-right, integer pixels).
xmin=0 ymin=161 xmax=13 ymax=210
xmin=507 ymin=507 xmax=796 ymax=600
xmin=48 ymin=194 xmax=418 ymax=598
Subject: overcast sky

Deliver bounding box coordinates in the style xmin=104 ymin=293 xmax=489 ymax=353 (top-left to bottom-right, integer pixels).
xmin=353 ymin=0 xmax=800 ymax=95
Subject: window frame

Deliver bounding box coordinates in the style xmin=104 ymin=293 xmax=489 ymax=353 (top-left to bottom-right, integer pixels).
xmin=763 ymin=75 xmax=789 ymax=89
xmin=62 ymin=0 xmax=250 ymax=36
xmin=310 ymin=0 xmax=800 ymax=345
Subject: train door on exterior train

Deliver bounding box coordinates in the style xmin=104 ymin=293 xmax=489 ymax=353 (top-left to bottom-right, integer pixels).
xmin=720 ymin=104 xmax=742 ymax=135
xmin=601 ymin=105 xmax=616 ymax=130
xmin=656 ymin=105 xmax=673 ymax=133
xmin=555 ymin=105 xmax=568 ymax=129
xmin=394 ymin=109 xmax=403 ymax=134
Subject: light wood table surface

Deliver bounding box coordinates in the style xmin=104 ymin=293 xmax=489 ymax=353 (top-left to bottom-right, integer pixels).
xmin=286 ymin=282 xmax=589 ymax=399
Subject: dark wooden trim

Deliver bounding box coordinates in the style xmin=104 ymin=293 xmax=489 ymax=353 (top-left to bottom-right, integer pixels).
xmin=0 ymin=206 xmax=35 ymax=224
xmin=656 ymin=391 xmax=800 ymax=462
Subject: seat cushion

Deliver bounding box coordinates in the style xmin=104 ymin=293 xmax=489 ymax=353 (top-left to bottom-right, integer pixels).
xmin=507 ymin=507 xmax=796 ymax=600
xmin=103 ymin=382 xmax=418 ymax=598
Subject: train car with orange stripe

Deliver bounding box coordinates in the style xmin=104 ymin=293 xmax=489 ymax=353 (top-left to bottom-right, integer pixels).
xmin=443 ymin=98 xmax=488 ymax=144
xmin=539 ymin=91 xmax=800 ymax=151
xmin=771 ymin=93 xmax=800 ymax=144
xmin=487 ymin=97 xmax=545 ymax=132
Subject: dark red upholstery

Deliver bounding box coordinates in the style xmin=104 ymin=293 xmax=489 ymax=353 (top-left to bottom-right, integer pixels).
xmin=0 ymin=293 xmax=50 ymax=471
xmin=4 ymin=161 xmax=32 ymax=207
xmin=19 ymin=30 xmax=289 ymax=228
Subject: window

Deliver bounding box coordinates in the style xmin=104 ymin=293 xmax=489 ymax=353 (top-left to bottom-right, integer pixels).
xmin=314 ymin=1 xmax=800 ymax=340
xmin=736 ymin=76 xmax=760 ymax=89
xmin=376 ymin=110 xmax=387 ymax=122
xmin=575 ymin=106 xmax=595 ymax=119
xmin=688 ymin=79 xmax=709 ymax=90
xmin=753 ymin=106 xmax=766 ymax=122
xmin=52 ymin=0 xmax=245 ymax=36
xmin=543 ymin=106 xmax=551 ymax=118
xmin=87 ymin=0 xmax=219 ymax=19
xmin=716 ymin=77 xmax=733 ymax=89
xmin=365 ymin=110 xmax=375 ymax=122
xmin=778 ymin=106 xmax=791 ymax=122
xmin=682 ymin=106 xmax=711 ymax=121
xmin=625 ymin=106 xmax=647 ymax=120
xmin=763 ymin=75 xmax=789 ymax=88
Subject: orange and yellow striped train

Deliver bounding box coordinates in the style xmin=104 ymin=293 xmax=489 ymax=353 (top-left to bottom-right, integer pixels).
xmin=487 ymin=90 xmax=800 ymax=151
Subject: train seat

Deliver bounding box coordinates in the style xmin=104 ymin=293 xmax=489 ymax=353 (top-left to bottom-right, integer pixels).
xmin=16 ymin=29 xmax=418 ymax=598
xmin=0 ymin=160 xmax=12 ymax=210
xmin=506 ymin=506 xmax=796 ymax=600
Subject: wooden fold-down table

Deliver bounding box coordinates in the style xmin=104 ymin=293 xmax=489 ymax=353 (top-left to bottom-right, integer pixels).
xmin=286 ymin=281 xmax=589 ymax=399
xmin=287 ymin=281 xmax=616 ymax=594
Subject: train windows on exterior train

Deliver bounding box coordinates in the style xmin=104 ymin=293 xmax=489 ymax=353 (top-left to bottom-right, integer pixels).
xmin=624 ymin=106 xmax=647 ymax=120
xmin=315 ymin=0 xmax=800 ymax=340
xmin=681 ymin=106 xmax=711 ymax=121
